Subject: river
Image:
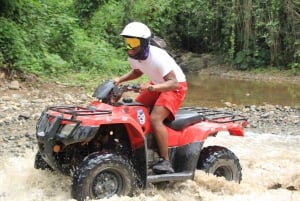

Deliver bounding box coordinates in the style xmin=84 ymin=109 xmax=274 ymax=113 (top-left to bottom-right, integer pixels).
xmin=184 ymin=74 xmax=300 ymax=107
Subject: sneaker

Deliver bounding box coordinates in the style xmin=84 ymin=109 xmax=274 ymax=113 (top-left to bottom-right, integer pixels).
xmin=152 ymin=158 xmax=174 ymax=174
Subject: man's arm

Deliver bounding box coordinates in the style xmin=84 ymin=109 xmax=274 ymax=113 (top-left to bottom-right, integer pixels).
xmin=114 ymin=69 xmax=143 ymax=85
xmin=141 ymin=70 xmax=178 ymax=92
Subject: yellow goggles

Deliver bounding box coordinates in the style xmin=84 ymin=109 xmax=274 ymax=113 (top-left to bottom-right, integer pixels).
xmin=124 ymin=37 xmax=141 ymax=50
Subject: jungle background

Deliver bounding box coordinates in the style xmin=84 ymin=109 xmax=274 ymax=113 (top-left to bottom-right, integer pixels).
xmin=0 ymin=0 xmax=299 ymax=84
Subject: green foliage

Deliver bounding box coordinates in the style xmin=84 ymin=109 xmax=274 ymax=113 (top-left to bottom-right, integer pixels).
xmin=0 ymin=17 xmax=23 ymax=66
xmin=74 ymin=0 xmax=107 ymax=23
xmin=234 ymin=48 xmax=270 ymax=70
xmin=88 ymin=0 xmax=173 ymax=48
xmin=0 ymin=51 xmax=3 ymax=65
xmin=71 ymin=29 xmax=129 ymax=74
xmin=0 ymin=0 xmax=299 ymax=79
xmin=0 ymin=0 xmax=129 ymax=78
xmin=0 ymin=0 xmax=24 ymax=18
xmin=88 ymin=0 xmax=125 ymax=47
xmin=122 ymin=0 xmax=172 ymax=33
xmin=45 ymin=14 xmax=78 ymax=61
xmin=42 ymin=53 xmax=70 ymax=75
xmin=0 ymin=17 xmax=41 ymax=72
xmin=158 ymin=0 xmax=235 ymax=52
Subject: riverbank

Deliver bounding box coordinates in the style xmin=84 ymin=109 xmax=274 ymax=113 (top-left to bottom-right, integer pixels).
xmin=198 ymin=65 xmax=300 ymax=85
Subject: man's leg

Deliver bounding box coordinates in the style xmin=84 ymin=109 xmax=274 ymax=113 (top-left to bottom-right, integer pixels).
xmin=150 ymin=105 xmax=174 ymax=173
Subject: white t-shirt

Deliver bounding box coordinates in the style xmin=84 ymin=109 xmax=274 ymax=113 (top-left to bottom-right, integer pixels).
xmin=128 ymin=45 xmax=186 ymax=84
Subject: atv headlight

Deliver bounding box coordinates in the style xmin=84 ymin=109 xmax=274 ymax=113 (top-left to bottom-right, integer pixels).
xmin=60 ymin=124 xmax=77 ymax=137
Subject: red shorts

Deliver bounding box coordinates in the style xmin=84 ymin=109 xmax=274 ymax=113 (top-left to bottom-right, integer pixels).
xmin=136 ymin=82 xmax=187 ymax=121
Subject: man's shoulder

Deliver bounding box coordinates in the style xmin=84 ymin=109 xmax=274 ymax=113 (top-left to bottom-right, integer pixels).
xmin=150 ymin=45 xmax=164 ymax=51
xmin=149 ymin=45 xmax=168 ymax=56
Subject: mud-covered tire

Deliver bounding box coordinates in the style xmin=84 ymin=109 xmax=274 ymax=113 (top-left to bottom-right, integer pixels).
xmin=72 ymin=153 xmax=138 ymax=201
xmin=197 ymin=146 xmax=242 ymax=183
xmin=34 ymin=151 xmax=53 ymax=171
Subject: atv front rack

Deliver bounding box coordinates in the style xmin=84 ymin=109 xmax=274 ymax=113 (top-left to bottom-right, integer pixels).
xmin=47 ymin=106 xmax=112 ymax=119
xmin=181 ymin=107 xmax=247 ymax=123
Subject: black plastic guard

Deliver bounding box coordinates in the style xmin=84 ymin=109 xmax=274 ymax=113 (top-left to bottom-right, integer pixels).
xmin=92 ymin=80 xmax=115 ymax=99
xmin=42 ymin=115 xmax=63 ymax=171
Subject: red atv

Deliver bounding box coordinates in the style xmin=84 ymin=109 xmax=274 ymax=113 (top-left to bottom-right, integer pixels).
xmin=34 ymin=80 xmax=248 ymax=201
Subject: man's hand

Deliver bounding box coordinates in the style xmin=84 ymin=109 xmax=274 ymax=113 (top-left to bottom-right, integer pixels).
xmin=140 ymin=83 xmax=154 ymax=91
xmin=113 ymin=78 xmax=121 ymax=86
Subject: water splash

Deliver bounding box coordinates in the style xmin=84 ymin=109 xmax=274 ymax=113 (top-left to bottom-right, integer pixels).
xmin=0 ymin=131 xmax=299 ymax=201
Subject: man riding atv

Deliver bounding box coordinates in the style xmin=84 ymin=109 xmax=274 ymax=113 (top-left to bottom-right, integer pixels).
xmin=114 ymin=22 xmax=187 ymax=174
xmin=34 ymin=22 xmax=248 ymax=201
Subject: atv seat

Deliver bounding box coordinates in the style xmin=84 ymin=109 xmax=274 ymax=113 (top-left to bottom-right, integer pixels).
xmin=164 ymin=109 xmax=204 ymax=131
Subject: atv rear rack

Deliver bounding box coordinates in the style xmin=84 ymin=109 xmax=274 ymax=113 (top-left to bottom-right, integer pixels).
xmin=181 ymin=107 xmax=247 ymax=123
xmin=47 ymin=106 xmax=112 ymax=118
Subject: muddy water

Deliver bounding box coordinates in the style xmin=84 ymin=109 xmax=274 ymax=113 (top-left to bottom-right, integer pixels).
xmin=1 ymin=131 xmax=300 ymax=201
xmin=184 ymin=74 xmax=300 ymax=107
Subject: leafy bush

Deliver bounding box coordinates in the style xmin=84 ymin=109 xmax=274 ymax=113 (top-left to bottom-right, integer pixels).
xmin=0 ymin=17 xmax=42 ymax=72
xmin=74 ymin=0 xmax=108 ymax=22
xmin=88 ymin=0 xmax=125 ymax=48
xmin=0 ymin=51 xmax=3 ymax=65
xmin=71 ymin=28 xmax=129 ymax=74
xmin=41 ymin=53 xmax=69 ymax=75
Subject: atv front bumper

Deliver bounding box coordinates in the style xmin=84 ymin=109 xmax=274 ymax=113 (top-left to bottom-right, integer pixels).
xmin=36 ymin=111 xmax=98 ymax=171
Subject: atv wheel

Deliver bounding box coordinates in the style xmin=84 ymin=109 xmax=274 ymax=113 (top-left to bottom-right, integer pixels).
xmin=197 ymin=146 xmax=242 ymax=183
xmin=34 ymin=151 xmax=53 ymax=171
xmin=72 ymin=153 xmax=138 ymax=201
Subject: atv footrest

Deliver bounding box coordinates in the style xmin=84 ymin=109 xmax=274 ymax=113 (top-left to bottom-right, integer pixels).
xmin=147 ymin=172 xmax=194 ymax=183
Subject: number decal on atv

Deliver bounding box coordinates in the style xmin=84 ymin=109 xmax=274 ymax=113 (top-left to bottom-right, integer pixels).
xmin=137 ymin=109 xmax=145 ymax=125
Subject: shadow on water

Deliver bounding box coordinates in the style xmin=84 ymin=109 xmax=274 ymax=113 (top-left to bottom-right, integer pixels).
xmin=183 ymin=73 xmax=300 ymax=107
